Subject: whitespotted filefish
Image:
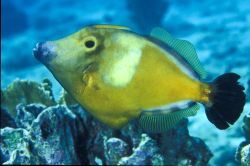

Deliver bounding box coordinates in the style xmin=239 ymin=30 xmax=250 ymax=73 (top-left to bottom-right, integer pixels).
xmin=33 ymin=25 xmax=246 ymax=133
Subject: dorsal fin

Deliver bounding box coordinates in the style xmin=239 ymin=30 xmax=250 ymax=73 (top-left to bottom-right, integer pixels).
xmin=94 ymin=25 xmax=131 ymax=31
xmin=139 ymin=103 xmax=200 ymax=133
xmin=150 ymin=27 xmax=207 ymax=80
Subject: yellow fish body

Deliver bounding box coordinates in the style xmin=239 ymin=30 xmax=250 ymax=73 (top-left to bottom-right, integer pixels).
xmin=34 ymin=25 xmax=245 ymax=132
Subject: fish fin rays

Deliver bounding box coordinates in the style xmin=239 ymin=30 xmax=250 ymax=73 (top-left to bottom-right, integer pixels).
xmin=94 ymin=25 xmax=131 ymax=31
xmin=150 ymin=27 xmax=207 ymax=80
xmin=139 ymin=103 xmax=200 ymax=133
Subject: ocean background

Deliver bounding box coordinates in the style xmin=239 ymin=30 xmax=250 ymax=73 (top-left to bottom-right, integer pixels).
xmin=1 ymin=0 xmax=250 ymax=165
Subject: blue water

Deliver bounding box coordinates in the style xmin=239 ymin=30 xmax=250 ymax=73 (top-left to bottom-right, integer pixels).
xmin=1 ymin=0 xmax=250 ymax=165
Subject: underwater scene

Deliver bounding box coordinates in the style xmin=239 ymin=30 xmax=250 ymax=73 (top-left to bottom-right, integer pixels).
xmin=1 ymin=0 xmax=250 ymax=165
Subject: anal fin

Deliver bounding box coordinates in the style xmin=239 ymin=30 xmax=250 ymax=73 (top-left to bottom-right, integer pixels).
xmin=139 ymin=103 xmax=200 ymax=133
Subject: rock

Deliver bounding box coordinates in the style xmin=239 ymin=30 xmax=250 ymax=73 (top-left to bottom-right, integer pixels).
xmin=236 ymin=112 xmax=250 ymax=166
xmin=0 ymin=105 xmax=88 ymax=165
xmin=0 ymin=127 xmax=40 ymax=164
xmin=156 ymin=119 xmax=213 ymax=166
xmin=85 ymin=115 xmax=114 ymax=165
xmin=85 ymin=114 xmax=212 ymax=165
xmin=240 ymin=144 xmax=250 ymax=166
xmin=151 ymin=154 xmax=165 ymax=165
xmin=0 ymin=108 xmax=16 ymax=128
xmin=118 ymin=134 xmax=162 ymax=165
xmin=0 ymin=148 xmax=7 ymax=164
xmin=104 ymin=137 xmax=129 ymax=165
xmin=0 ymin=103 xmax=213 ymax=165
xmin=15 ymin=104 xmax=45 ymax=129
xmin=30 ymin=105 xmax=87 ymax=164
xmin=181 ymin=137 xmax=213 ymax=166
xmin=236 ymin=141 xmax=250 ymax=166
xmin=189 ymin=107 xmax=246 ymax=166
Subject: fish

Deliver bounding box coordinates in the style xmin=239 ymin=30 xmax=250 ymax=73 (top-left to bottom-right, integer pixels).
xmin=33 ymin=25 xmax=246 ymax=133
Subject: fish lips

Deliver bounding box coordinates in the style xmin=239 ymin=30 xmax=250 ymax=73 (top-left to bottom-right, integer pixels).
xmin=33 ymin=41 xmax=57 ymax=64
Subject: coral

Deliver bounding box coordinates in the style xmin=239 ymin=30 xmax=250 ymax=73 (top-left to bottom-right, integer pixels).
xmin=240 ymin=144 xmax=250 ymax=166
xmin=15 ymin=104 xmax=46 ymax=129
xmin=30 ymin=105 xmax=87 ymax=164
xmin=1 ymin=79 xmax=56 ymax=117
xmin=81 ymin=109 xmax=212 ymax=165
xmin=0 ymin=127 xmax=40 ymax=164
xmin=104 ymin=137 xmax=129 ymax=165
xmin=0 ymin=79 xmax=213 ymax=165
xmin=0 ymin=105 xmax=87 ymax=165
xmin=118 ymin=134 xmax=163 ymax=165
xmin=236 ymin=112 xmax=250 ymax=166
xmin=1 ymin=85 xmax=213 ymax=165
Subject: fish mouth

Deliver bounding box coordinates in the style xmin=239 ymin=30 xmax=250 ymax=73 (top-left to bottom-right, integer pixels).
xmin=33 ymin=41 xmax=57 ymax=64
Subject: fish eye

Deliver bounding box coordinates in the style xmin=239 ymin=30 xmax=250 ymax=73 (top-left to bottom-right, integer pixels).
xmin=85 ymin=40 xmax=95 ymax=48
xmin=83 ymin=36 xmax=98 ymax=52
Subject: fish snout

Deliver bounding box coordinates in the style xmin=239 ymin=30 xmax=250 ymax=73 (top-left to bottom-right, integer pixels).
xmin=33 ymin=42 xmax=57 ymax=63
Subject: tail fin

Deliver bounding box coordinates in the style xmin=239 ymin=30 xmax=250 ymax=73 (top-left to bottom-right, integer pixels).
xmin=205 ymin=73 xmax=246 ymax=129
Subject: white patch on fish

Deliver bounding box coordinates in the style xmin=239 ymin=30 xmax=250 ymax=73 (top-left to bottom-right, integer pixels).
xmin=103 ymin=33 xmax=145 ymax=87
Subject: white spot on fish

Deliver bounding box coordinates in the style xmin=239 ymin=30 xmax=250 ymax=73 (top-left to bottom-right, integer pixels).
xmin=103 ymin=33 xmax=145 ymax=87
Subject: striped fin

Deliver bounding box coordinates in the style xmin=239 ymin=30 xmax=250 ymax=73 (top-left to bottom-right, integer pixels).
xmin=139 ymin=103 xmax=200 ymax=133
xmin=150 ymin=27 xmax=207 ymax=80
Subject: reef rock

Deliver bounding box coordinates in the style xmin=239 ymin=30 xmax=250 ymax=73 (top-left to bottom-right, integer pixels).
xmin=1 ymin=104 xmax=213 ymax=165
xmin=239 ymin=144 xmax=250 ymax=166
xmin=0 ymin=79 xmax=213 ymax=165
xmin=104 ymin=137 xmax=129 ymax=165
xmin=0 ymin=108 xmax=16 ymax=128
xmin=15 ymin=104 xmax=46 ymax=129
xmin=236 ymin=112 xmax=250 ymax=166
xmin=118 ymin=134 xmax=162 ymax=165
xmin=0 ymin=105 xmax=87 ymax=165
xmin=29 ymin=105 xmax=87 ymax=164
xmin=0 ymin=127 xmax=34 ymax=164
xmin=69 ymin=107 xmax=213 ymax=165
